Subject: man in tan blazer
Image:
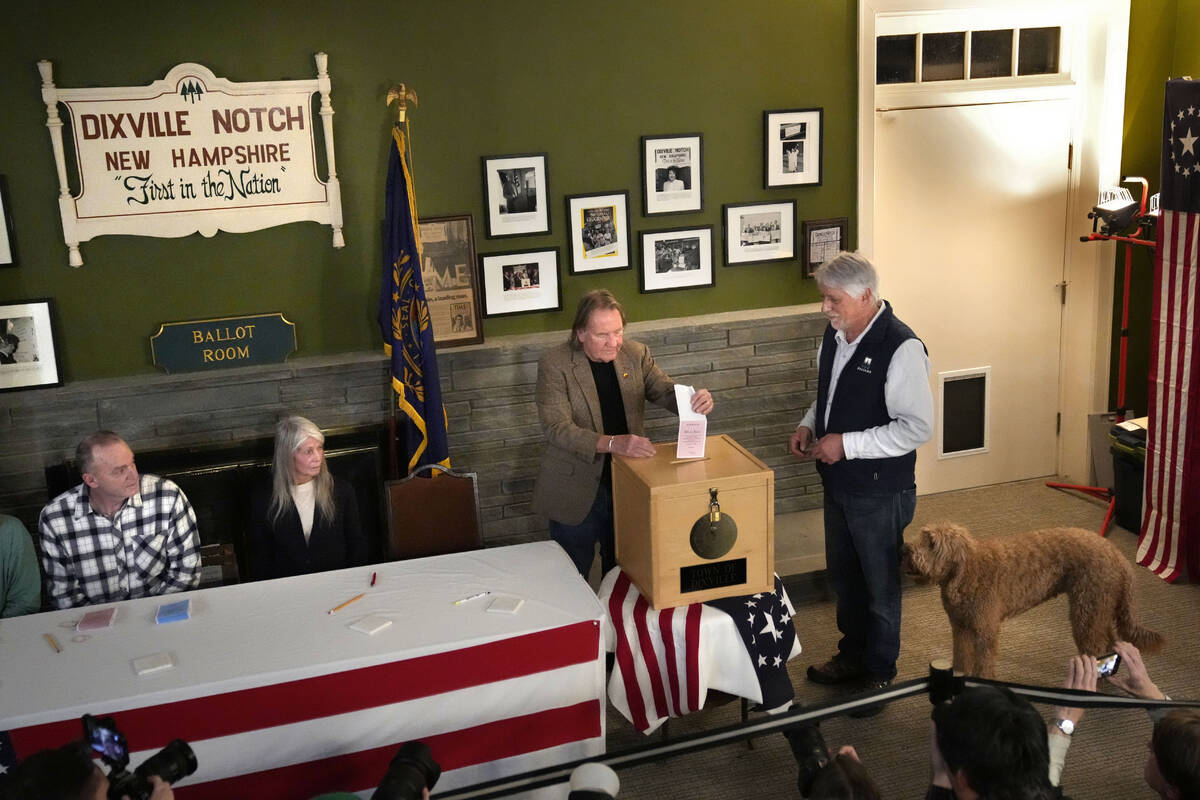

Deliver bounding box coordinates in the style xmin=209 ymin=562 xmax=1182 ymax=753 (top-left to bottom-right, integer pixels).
xmin=533 ymin=289 xmax=714 ymax=577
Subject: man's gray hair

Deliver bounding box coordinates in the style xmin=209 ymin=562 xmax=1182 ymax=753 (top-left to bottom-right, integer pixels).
xmin=813 ymin=251 xmax=878 ymax=300
xmin=76 ymin=430 xmax=126 ymax=476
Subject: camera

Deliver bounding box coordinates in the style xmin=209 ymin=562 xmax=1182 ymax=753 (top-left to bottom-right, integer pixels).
xmin=371 ymin=741 xmax=441 ymax=800
xmin=82 ymin=714 xmax=197 ymax=800
xmin=1097 ymin=652 xmax=1122 ymax=677
xmin=783 ymin=723 xmax=831 ymax=798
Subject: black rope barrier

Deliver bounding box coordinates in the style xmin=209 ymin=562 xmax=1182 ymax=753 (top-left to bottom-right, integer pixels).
xmin=436 ymin=663 xmax=1199 ymax=799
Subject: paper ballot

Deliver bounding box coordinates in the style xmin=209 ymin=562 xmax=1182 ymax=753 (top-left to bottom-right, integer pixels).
xmin=674 ymin=384 xmax=707 ymax=459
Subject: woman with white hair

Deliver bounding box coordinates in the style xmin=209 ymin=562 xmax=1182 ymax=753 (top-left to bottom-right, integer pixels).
xmin=249 ymin=416 xmax=368 ymax=579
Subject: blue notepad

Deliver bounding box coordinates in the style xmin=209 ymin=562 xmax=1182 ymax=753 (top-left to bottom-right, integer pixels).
xmin=155 ymin=599 xmax=191 ymax=624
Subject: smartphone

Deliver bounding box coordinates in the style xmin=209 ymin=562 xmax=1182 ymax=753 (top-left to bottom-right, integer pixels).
xmin=1096 ymin=652 xmax=1122 ymax=677
xmin=82 ymin=714 xmax=128 ymax=764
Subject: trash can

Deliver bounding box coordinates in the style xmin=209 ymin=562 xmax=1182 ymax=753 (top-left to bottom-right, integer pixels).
xmin=1109 ymin=423 xmax=1147 ymax=533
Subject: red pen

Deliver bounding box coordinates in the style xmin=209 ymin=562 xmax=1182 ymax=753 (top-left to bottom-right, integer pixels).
xmin=370 ymin=572 xmax=377 ymax=587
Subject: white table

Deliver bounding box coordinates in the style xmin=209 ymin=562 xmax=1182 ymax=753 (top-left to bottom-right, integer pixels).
xmin=0 ymin=542 xmax=605 ymax=798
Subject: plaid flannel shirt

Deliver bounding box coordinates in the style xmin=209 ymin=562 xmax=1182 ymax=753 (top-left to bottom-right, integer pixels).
xmin=38 ymin=474 xmax=200 ymax=608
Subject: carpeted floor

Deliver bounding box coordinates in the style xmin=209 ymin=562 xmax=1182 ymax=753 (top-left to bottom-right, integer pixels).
xmin=605 ymin=478 xmax=1199 ymax=800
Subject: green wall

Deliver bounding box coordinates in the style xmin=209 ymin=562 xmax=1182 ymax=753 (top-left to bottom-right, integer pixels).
xmin=0 ymin=1 xmax=855 ymax=382
xmin=1112 ymin=0 xmax=1200 ymax=415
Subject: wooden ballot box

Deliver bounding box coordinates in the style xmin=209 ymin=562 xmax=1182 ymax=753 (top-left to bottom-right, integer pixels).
xmin=612 ymin=434 xmax=774 ymax=609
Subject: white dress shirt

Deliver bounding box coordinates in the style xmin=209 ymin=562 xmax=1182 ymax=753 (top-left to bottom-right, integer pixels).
xmin=798 ymin=300 xmax=934 ymax=460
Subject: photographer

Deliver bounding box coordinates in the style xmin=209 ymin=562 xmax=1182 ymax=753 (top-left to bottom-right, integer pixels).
xmin=927 ymin=685 xmax=1065 ymax=800
xmin=3 ymin=741 xmax=173 ymax=800
xmin=1049 ymin=641 xmax=1200 ymax=799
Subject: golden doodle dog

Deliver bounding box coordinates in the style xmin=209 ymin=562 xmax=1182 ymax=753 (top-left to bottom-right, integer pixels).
xmin=902 ymin=522 xmax=1164 ymax=678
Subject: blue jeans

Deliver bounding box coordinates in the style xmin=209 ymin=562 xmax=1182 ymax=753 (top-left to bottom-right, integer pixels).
xmin=549 ymin=483 xmax=614 ymax=578
xmin=823 ymin=486 xmax=916 ymax=681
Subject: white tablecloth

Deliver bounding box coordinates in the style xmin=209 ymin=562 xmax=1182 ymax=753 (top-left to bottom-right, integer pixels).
xmin=0 ymin=542 xmax=605 ymax=798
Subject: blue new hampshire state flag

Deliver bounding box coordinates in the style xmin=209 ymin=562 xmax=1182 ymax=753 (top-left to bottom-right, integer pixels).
xmin=378 ymin=124 xmax=450 ymax=472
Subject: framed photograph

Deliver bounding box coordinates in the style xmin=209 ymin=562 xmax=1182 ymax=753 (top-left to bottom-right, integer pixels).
xmin=641 ymin=133 xmax=703 ymax=216
xmin=481 ymin=153 xmax=550 ymax=239
xmin=764 ymin=108 xmax=823 ymax=188
xmin=801 ymin=217 xmax=849 ymax=277
xmin=639 ymin=226 xmax=715 ymax=294
xmin=0 ymin=299 xmax=62 ymax=392
xmin=417 ymin=214 xmax=483 ymax=347
xmin=0 ymin=175 xmax=16 ymax=267
xmin=565 ymin=191 xmax=631 ymax=274
xmin=479 ymin=248 xmax=562 ymax=317
xmin=723 ymin=200 xmax=797 ymax=266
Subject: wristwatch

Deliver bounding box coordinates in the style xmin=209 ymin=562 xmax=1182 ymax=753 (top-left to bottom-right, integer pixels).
xmin=1053 ymin=718 xmax=1075 ymax=736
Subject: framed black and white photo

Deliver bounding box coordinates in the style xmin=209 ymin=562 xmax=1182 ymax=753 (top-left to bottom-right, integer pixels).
xmin=481 ymin=153 xmax=550 ymax=239
xmin=764 ymin=108 xmax=823 ymax=188
xmin=565 ymin=191 xmax=631 ymax=274
xmin=639 ymin=226 xmax=714 ymax=293
xmin=0 ymin=175 xmax=16 ymax=267
xmin=801 ymin=217 xmax=849 ymax=277
xmin=0 ymin=299 xmax=62 ymax=392
xmin=723 ymin=200 xmax=796 ymax=266
xmin=641 ymin=133 xmax=703 ymax=216
xmin=479 ymin=248 xmax=562 ymax=317
xmin=417 ymin=214 xmax=484 ymax=347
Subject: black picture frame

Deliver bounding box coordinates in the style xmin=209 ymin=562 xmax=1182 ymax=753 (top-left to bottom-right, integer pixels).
xmin=0 ymin=298 xmax=63 ymax=392
xmin=565 ymin=190 xmax=632 ymax=274
xmin=641 ymin=133 xmax=703 ymax=216
xmin=479 ymin=247 xmax=562 ymax=317
xmin=481 ymin=153 xmax=551 ymax=239
xmin=638 ymin=225 xmax=715 ymax=293
xmin=723 ymin=200 xmax=797 ymax=266
xmin=801 ymin=217 xmax=849 ymax=277
xmin=764 ymin=108 xmax=823 ymax=188
xmin=417 ymin=214 xmax=484 ymax=347
xmin=0 ymin=175 xmax=17 ymax=267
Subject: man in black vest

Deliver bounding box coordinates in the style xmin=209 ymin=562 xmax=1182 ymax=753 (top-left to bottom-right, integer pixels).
xmin=788 ymin=251 xmax=933 ymax=714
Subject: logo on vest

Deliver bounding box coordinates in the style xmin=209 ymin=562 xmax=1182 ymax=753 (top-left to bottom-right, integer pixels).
xmin=856 ymin=355 xmax=873 ymax=374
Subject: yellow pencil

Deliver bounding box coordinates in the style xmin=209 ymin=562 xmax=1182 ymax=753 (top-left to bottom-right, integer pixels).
xmin=327 ymin=592 xmax=366 ymax=615
xmin=45 ymin=633 xmax=62 ymax=653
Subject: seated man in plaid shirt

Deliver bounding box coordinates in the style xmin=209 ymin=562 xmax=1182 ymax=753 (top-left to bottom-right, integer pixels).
xmin=39 ymin=430 xmax=200 ymax=609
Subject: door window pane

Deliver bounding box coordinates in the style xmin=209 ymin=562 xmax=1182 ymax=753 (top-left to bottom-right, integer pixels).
xmin=923 ymin=31 xmax=965 ymax=81
xmin=1018 ymin=27 xmax=1061 ymax=75
xmin=971 ymin=29 xmax=1013 ymax=78
xmin=877 ymin=34 xmax=917 ymax=84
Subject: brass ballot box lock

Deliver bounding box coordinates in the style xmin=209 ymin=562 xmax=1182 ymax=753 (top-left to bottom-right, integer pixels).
xmin=689 ymin=487 xmax=738 ymax=559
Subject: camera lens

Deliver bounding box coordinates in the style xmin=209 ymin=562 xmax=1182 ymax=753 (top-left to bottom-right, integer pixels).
xmin=372 ymin=741 xmax=441 ymax=800
xmin=134 ymin=739 xmax=197 ymax=786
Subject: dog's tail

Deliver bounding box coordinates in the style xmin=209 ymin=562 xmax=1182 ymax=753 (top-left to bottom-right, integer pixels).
xmin=1115 ymin=577 xmax=1166 ymax=654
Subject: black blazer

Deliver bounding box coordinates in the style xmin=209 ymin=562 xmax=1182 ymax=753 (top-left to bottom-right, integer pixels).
xmin=249 ymin=476 xmax=368 ymax=580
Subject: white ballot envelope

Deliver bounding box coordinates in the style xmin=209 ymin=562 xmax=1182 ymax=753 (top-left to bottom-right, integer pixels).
xmin=674 ymin=384 xmax=707 ymax=459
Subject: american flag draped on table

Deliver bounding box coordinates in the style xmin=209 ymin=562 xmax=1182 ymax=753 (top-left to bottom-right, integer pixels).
xmin=600 ymin=569 xmax=800 ymax=734
xmin=378 ymin=123 xmax=450 ymax=473
xmin=1138 ymin=78 xmax=1200 ymax=582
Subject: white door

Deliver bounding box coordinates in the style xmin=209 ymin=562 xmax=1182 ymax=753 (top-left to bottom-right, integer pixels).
xmin=874 ymin=99 xmax=1071 ymax=494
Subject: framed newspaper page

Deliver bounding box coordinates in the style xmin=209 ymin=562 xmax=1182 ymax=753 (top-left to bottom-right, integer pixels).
xmin=801 ymin=217 xmax=848 ymax=277
xmin=417 ymin=214 xmax=483 ymax=347
xmin=641 ymin=133 xmax=703 ymax=216
xmin=566 ymin=191 xmax=631 ymax=274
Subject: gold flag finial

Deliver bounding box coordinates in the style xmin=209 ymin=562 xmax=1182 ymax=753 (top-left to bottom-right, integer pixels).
xmin=386 ymin=84 xmax=419 ymax=124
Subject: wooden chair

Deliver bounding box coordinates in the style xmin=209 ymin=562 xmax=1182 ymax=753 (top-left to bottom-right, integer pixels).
xmin=384 ymin=464 xmax=483 ymax=560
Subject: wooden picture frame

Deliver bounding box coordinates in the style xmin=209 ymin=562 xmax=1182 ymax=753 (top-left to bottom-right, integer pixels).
xmin=481 ymin=153 xmax=550 ymax=239
xmin=641 ymin=133 xmax=703 ymax=216
xmin=0 ymin=299 xmax=62 ymax=392
xmin=565 ymin=191 xmax=632 ymax=274
xmin=723 ymin=200 xmax=796 ymax=266
xmin=417 ymin=214 xmax=484 ymax=347
xmin=801 ymin=217 xmax=849 ymax=277
xmin=638 ymin=226 xmax=715 ymax=293
xmin=479 ymin=248 xmax=562 ymax=317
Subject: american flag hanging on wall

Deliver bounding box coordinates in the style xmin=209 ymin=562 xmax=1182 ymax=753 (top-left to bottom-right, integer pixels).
xmin=1138 ymin=78 xmax=1200 ymax=582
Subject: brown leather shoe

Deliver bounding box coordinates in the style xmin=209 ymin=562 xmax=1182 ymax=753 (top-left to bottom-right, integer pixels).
xmin=806 ymin=655 xmax=868 ymax=685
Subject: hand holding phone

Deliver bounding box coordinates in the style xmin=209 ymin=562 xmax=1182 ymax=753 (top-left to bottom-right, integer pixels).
xmin=1096 ymin=652 xmax=1122 ymax=677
